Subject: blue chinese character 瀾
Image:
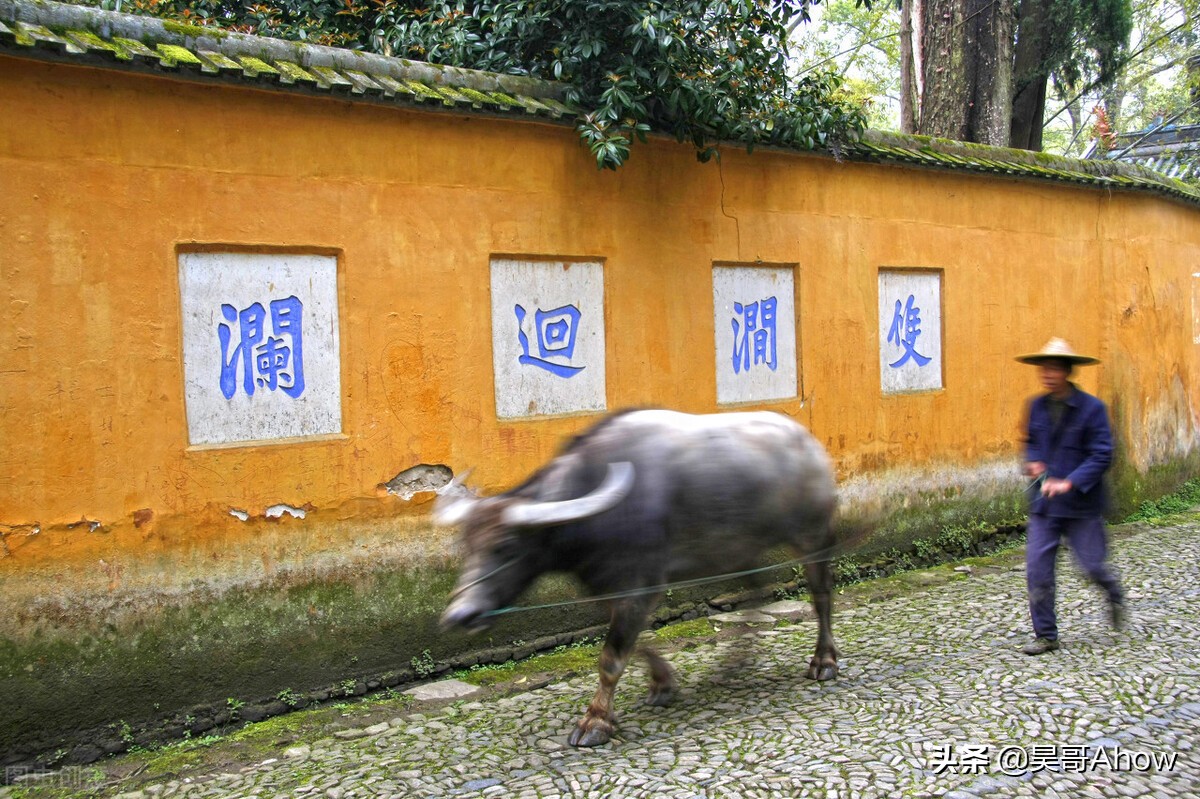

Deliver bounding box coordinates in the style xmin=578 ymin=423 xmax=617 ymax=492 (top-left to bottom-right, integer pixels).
xmin=515 ymin=303 xmax=585 ymax=378
xmin=218 ymin=296 xmax=306 ymax=399
xmin=731 ymin=296 xmax=778 ymax=375
xmin=886 ymin=293 xmax=931 ymax=368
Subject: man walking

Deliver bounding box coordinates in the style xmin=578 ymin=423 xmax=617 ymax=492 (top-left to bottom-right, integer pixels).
xmin=1017 ymin=338 xmax=1125 ymax=655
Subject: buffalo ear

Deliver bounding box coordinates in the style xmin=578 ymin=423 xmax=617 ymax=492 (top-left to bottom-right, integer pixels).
xmin=432 ymin=469 xmax=477 ymax=526
xmin=531 ymin=453 xmax=582 ymax=501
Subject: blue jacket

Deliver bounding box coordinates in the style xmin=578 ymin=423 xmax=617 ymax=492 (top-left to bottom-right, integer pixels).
xmin=1024 ymin=384 xmax=1113 ymax=518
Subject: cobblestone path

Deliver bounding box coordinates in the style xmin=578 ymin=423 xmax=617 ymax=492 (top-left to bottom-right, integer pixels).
xmin=12 ymin=521 xmax=1200 ymax=798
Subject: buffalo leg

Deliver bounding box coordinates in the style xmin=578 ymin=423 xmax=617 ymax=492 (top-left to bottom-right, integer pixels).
xmin=803 ymin=559 xmax=839 ymax=681
xmin=639 ymin=644 xmax=677 ymax=706
xmin=569 ymin=592 xmax=660 ymax=747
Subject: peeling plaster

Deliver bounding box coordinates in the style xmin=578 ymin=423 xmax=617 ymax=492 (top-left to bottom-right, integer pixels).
xmin=383 ymin=463 xmax=453 ymax=500
xmin=228 ymin=508 xmax=250 ymax=522
xmin=265 ymin=504 xmax=308 ymax=520
xmin=0 ymin=522 xmax=40 ymax=557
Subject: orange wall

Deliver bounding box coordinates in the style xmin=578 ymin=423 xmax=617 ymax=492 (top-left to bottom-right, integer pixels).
xmin=2 ymin=55 xmax=1199 ymax=571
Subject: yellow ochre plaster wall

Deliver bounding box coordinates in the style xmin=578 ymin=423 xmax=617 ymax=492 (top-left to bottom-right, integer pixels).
xmin=1 ymin=54 xmax=1199 ymax=588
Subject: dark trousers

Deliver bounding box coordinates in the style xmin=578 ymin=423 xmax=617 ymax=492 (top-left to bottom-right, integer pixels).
xmin=1026 ymin=513 xmax=1123 ymax=640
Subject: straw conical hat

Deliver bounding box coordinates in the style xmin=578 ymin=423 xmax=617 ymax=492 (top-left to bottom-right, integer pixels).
xmin=1015 ymin=337 xmax=1100 ymax=366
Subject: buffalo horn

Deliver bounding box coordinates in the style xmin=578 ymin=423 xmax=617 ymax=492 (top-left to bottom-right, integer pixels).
xmin=501 ymin=462 xmax=635 ymax=528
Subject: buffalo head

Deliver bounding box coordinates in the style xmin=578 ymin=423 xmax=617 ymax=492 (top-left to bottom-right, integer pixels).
xmin=434 ymin=461 xmax=635 ymax=632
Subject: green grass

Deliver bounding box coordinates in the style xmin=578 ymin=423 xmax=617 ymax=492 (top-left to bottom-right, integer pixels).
xmin=1124 ymin=478 xmax=1200 ymax=523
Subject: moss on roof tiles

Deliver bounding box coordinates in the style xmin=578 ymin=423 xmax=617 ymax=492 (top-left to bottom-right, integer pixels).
xmin=364 ymin=72 xmax=406 ymax=97
xmin=850 ymin=130 xmax=1199 ymax=204
xmin=64 ymin=28 xmax=124 ymax=58
xmin=21 ymin=22 xmax=79 ymax=52
xmin=486 ymin=91 xmax=524 ymax=109
xmin=273 ymin=59 xmax=316 ymax=85
xmin=403 ymin=79 xmax=446 ymax=102
xmin=162 ymin=19 xmax=226 ymax=39
xmin=308 ymin=64 xmax=353 ymax=91
xmin=340 ymin=70 xmax=382 ymax=92
xmin=110 ymin=36 xmax=157 ymax=61
xmin=433 ymin=85 xmax=475 ymax=106
xmin=455 ymin=86 xmax=499 ymax=108
xmin=235 ymin=54 xmax=279 ymax=78
xmin=155 ymin=42 xmax=201 ymax=68
xmin=197 ymin=49 xmax=241 ymax=73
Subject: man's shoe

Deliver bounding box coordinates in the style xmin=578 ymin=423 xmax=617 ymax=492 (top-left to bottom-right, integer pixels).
xmin=1110 ymin=600 xmax=1126 ymax=630
xmin=1021 ymin=637 xmax=1060 ymax=655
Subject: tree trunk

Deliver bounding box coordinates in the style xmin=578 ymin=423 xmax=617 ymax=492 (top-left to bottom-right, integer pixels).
xmin=918 ymin=0 xmax=970 ymax=139
xmin=1010 ymin=0 xmax=1050 ymax=150
xmin=918 ymin=0 xmax=1014 ymax=145
xmin=966 ymin=0 xmax=1014 ymax=146
xmin=900 ymin=0 xmax=918 ymax=132
xmin=1190 ymin=53 xmax=1200 ymax=107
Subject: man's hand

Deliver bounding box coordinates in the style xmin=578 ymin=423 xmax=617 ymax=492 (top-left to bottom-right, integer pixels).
xmin=1023 ymin=461 xmax=1046 ymax=478
xmin=1041 ymin=477 xmax=1073 ymax=498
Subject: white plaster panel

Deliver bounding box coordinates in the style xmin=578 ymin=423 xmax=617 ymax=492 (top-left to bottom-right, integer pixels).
xmin=490 ymin=259 xmax=606 ymax=419
xmin=179 ymin=252 xmax=342 ymax=446
xmin=879 ymin=269 xmax=943 ymax=394
xmin=713 ymin=265 xmax=798 ymax=405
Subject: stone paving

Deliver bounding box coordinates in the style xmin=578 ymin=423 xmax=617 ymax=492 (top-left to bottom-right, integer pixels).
xmin=10 ymin=520 xmax=1200 ymax=799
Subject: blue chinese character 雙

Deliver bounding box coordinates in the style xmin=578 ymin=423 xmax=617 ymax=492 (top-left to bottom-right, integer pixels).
xmin=886 ymin=293 xmax=931 ymax=368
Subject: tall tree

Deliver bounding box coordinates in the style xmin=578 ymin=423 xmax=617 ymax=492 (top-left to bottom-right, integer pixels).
xmin=899 ymin=0 xmax=918 ymax=131
xmin=893 ymin=0 xmax=1131 ymax=148
xmin=1010 ymin=0 xmax=1134 ymax=150
xmin=916 ymin=0 xmax=1014 ymax=145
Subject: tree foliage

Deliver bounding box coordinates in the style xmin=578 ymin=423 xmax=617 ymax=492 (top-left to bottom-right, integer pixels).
xmin=1008 ymin=0 xmax=1133 ymax=149
xmin=85 ymin=0 xmax=871 ymax=169
xmin=789 ymin=0 xmax=901 ymax=129
xmin=1035 ymin=0 xmax=1133 ymax=91
xmin=788 ymin=0 xmax=1137 ymax=150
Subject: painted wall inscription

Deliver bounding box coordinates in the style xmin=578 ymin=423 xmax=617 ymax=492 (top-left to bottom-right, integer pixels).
xmin=490 ymin=259 xmax=606 ymax=418
xmin=879 ymin=269 xmax=943 ymax=394
xmin=179 ymin=252 xmax=342 ymax=446
xmin=713 ymin=265 xmax=797 ymax=404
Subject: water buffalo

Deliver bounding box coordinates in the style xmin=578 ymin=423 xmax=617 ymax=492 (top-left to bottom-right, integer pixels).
xmin=434 ymin=409 xmax=839 ymax=746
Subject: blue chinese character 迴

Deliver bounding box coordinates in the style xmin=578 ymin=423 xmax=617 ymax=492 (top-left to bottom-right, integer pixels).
xmin=731 ymin=296 xmax=778 ymax=375
xmin=218 ymin=296 xmax=305 ymax=399
xmin=886 ymin=293 xmax=932 ymax=368
xmin=515 ymin=303 xmax=585 ymax=378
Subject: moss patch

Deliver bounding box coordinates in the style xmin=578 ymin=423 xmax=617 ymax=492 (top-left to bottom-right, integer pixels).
xmin=0 ymin=564 xmax=607 ymax=768
xmin=454 ymin=636 xmax=603 ymax=688
xmin=652 ymin=617 xmax=716 ymax=642
xmin=162 ymin=20 xmax=227 ymax=39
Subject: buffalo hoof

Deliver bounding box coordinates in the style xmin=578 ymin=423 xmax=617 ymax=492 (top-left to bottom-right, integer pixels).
xmin=806 ymin=658 xmax=839 ymax=681
xmin=568 ymin=717 xmax=614 ymax=747
xmin=644 ymin=683 xmax=676 ymax=707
